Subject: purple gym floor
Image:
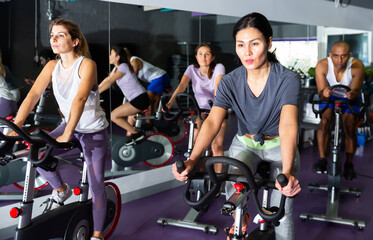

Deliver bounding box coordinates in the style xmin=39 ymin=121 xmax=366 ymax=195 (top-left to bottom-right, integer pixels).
xmin=1 ymin=113 xmax=372 ymax=240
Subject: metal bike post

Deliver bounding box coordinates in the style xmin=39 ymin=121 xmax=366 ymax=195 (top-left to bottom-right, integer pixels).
xmin=18 ymin=161 xmax=36 ymax=229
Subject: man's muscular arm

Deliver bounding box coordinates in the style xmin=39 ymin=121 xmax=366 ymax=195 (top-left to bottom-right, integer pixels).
xmin=315 ymin=58 xmax=333 ymax=100
xmin=347 ymin=59 xmax=365 ymax=101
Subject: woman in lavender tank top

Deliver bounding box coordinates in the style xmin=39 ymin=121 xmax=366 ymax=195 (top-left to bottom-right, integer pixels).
xmin=166 ymin=43 xmax=227 ymax=173
xmin=99 ymin=46 xmax=150 ymax=145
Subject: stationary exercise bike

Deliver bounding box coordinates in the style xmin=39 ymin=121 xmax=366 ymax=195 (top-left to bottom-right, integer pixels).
xmin=135 ymin=94 xmax=188 ymax=145
xmin=0 ymin=89 xmax=65 ymax=200
xmin=0 ymin=134 xmax=48 ymax=200
xmin=29 ymin=88 xmax=63 ymax=127
xmin=299 ymin=84 xmax=366 ymax=229
xmin=0 ymin=117 xmax=121 ymax=239
xmin=119 ymin=93 xmax=188 ymax=144
xmin=108 ymin=95 xmax=175 ymax=176
xmin=157 ymin=93 xmax=216 ymax=234
xmin=172 ymin=156 xmax=289 ymax=240
xmin=162 ymin=93 xmax=212 ymax=158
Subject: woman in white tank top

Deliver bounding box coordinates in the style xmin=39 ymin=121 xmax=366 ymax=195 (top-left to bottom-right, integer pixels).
xmin=8 ymin=18 xmax=108 ymax=240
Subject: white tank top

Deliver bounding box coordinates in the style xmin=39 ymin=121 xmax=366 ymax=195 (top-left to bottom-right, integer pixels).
xmin=131 ymin=56 xmax=166 ymax=83
xmin=326 ymin=57 xmax=353 ymax=98
xmin=52 ymin=56 xmax=108 ymax=133
xmin=0 ymin=76 xmax=16 ymax=101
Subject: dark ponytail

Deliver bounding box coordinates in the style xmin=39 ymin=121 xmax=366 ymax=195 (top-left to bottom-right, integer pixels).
xmin=111 ymin=46 xmax=135 ymax=73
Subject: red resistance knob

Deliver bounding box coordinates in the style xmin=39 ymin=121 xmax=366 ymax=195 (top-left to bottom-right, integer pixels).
xmin=335 ymin=103 xmax=342 ymax=108
xmin=233 ymin=183 xmax=245 ymax=192
xmin=10 ymin=207 xmax=22 ymax=218
xmin=74 ymin=187 xmax=82 ymax=196
xmin=5 ymin=115 xmax=14 ymax=121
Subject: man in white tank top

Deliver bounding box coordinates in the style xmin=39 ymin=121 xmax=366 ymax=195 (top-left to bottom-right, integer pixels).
xmin=313 ymin=41 xmax=365 ymax=180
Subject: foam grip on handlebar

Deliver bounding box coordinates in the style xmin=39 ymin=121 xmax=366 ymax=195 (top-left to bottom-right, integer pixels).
xmin=277 ymin=174 xmax=288 ymax=188
xmin=176 ymin=160 xmax=186 ymax=174
xmin=33 ymin=128 xmax=74 ymax=149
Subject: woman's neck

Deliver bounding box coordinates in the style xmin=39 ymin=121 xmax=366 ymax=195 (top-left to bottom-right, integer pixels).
xmin=60 ymin=52 xmax=79 ymax=69
xmin=199 ymin=65 xmax=210 ymax=77
xmin=246 ymin=62 xmax=271 ymax=84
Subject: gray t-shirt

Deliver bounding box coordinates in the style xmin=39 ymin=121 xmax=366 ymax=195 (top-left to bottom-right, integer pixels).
xmin=214 ymin=62 xmax=300 ymax=144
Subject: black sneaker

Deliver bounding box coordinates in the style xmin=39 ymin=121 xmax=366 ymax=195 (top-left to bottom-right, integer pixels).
xmin=343 ymin=162 xmax=357 ymax=180
xmin=313 ymin=158 xmax=327 ymax=174
xmin=125 ymin=132 xmax=145 ymax=145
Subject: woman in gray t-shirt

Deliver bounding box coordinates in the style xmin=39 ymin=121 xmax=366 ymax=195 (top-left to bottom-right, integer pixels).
xmin=172 ymin=12 xmax=301 ymax=240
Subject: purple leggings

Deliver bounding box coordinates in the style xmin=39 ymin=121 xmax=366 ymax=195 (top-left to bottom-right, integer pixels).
xmin=37 ymin=123 xmax=109 ymax=232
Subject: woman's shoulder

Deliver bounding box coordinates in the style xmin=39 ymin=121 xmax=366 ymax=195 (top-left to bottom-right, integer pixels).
xmin=272 ymin=62 xmax=299 ymax=80
xmin=184 ymin=64 xmax=197 ymax=76
xmin=80 ymin=57 xmax=97 ymax=71
xmin=218 ymin=66 xmax=245 ymax=87
xmin=186 ymin=64 xmax=196 ymax=71
xmin=224 ymin=65 xmax=245 ymax=79
xmin=44 ymin=59 xmax=58 ymax=72
xmin=117 ymin=62 xmax=130 ymax=71
xmin=48 ymin=59 xmax=59 ymax=66
xmin=81 ymin=57 xmax=95 ymax=65
xmin=214 ymin=63 xmax=225 ymax=73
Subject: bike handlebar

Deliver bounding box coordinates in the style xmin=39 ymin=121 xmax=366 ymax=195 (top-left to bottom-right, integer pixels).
xmin=0 ymin=117 xmax=79 ymax=171
xmin=160 ymin=95 xmax=180 ymax=121
xmin=32 ymin=128 xmax=76 ymax=149
xmin=163 ymin=93 xmax=209 ymax=122
xmin=176 ymin=156 xmax=289 ymax=224
xmin=310 ymin=84 xmax=366 ymax=118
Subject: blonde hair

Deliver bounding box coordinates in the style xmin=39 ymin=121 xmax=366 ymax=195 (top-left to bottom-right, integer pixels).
xmin=49 ymin=18 xmax=90 ymax=58
xmin=0 ymin=51 xmax=5 ymax=78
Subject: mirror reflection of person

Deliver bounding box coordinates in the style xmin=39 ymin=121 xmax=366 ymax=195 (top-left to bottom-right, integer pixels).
xmin=25 ymin=48 xmax=56 ymax=86
xmin=99 ymin=46 xmax=150 ymax=145
xmin=0 ymin=50 xmax=18 ymax=118
xmin=172 ymin=12 xmax=301 ymax=240
xmin=24 ymin=49 xmax=64 ymax=120
xmin=313 ymin=41 xmax=365 ymax=180
xmin=8 ymin=18 xmax=109 ymax=240
xmin=0 ymin=49 xmax=21 ymax=104
xmin=166 ymin=43 xmax=227 ymax=173
xmin=123 ymin=47 xmax=169 ymax=126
